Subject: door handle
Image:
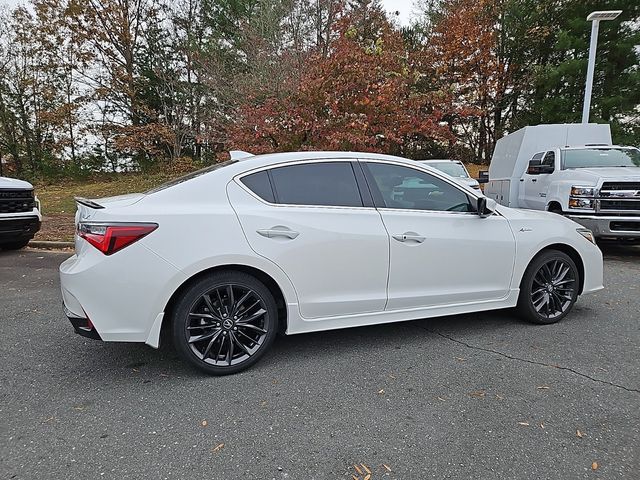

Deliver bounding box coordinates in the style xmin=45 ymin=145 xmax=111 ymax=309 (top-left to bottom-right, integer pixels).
xmin=392 ymin=232 xmax=426 ymax=243
xmin=256 ymin=227 xmax=299 ymax=239
xmin=532 ymin=178 xmax=537 ymax=182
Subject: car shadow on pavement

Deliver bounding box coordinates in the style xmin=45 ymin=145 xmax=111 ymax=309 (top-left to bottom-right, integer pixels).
xmin=53 ymin=308 xmax=524 ymax=382
xmin=597 ymin=242 xmax=640 ymax=260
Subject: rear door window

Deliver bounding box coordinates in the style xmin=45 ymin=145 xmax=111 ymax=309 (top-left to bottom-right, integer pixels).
xmin=268 ymin=162 xmax=363 ymax=207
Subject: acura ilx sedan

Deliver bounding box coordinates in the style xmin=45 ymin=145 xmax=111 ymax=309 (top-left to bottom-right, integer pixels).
xmin=60 ymin=151 xmax=603 ymax=375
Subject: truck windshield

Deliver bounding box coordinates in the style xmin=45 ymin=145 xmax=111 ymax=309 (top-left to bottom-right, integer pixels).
xmin=562 ymin=148 xmax=640 ymax=169
xmin=424 ymin=162 xmax=469 ymax=178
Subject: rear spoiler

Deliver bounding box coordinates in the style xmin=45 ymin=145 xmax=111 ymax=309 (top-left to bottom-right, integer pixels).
xmin=75 ymin=197 xmax=105 ymax=209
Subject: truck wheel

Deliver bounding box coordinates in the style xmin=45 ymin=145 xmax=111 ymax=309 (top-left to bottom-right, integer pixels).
xmin=547 ymin=204 xmax=563 ymax=215
xmin=1 ymin=240 xmax=30 ymax=250
xmin=517 ymin=250 xmax=579 ymax=325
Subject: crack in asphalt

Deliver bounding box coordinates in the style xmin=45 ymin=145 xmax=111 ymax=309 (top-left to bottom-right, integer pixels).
xmin=419 ymin=326 xmax=640 ymax=394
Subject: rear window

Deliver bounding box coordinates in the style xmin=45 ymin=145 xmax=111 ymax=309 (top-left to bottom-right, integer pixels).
xmin=146 ymin=160 xmax=237 ymax=194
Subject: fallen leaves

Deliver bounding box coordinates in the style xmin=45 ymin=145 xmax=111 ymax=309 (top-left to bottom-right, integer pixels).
xmin=352 ymin=463 xmax=372 ymax=479
xmin=383 ymin=464 xmax=392 ymax=472
xmin=377 ymin=389 xmax=385 ymax=395
xmin=518 ymin=422 xmax=530 ymax=426
xmin=469 ymin=390 xmax=486 ymax=398
xmin=591 ymin=462 xmax=598 ymax=470
xmin=212 ymin=443 xmax=224 ymax=453
xmin=577 ymin=429 xmax=585 ymax=438
xmin=201 ymin=420 xmax=208 ymax=427
xmin=537 ymin=385 xmax=550 ymax=390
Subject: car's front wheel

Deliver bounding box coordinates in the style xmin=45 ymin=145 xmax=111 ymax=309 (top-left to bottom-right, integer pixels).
xmin=517 ymin=250 xmax=579 ymax=324
xmin=172 ymin=271 xmax=278 ymax=375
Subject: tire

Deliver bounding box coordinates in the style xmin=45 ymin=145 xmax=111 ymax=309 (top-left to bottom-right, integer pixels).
xmin=172 ymin=271 xmax=278 ymax=375
xmin=517 ymin=250 xmax=579 ymax=325
xmin=1 ymin=240 xmax=30 ymax=250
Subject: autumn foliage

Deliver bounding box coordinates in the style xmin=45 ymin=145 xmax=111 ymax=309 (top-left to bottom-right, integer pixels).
xmin=1 ymin=0 xmax=638 ymax=178
xmin=231 ymin=8 xmax=454 ymax=155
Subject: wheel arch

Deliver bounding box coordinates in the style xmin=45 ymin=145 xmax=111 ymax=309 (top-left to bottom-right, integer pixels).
xmin=528 ymin=243 xmax=585 ymax=295
xmin=162 ymin=264 xmax=289 ymax=338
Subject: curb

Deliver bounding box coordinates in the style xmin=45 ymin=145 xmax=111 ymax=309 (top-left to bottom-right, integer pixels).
xmin=29 ymin=240 xmax=74 ymax=250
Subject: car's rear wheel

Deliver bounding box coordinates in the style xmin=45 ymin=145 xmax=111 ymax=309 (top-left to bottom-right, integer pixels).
xmin=517 ymin=250 xmax=579 ymax=324
xmin=172 ymin=271 xmax=278 ymax=375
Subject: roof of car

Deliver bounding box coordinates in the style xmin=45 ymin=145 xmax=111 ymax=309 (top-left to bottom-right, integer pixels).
xmin=418 ymin=159 xmax=462 ymax=163
xmin=221 ymin=151 xmax=418 ymax=175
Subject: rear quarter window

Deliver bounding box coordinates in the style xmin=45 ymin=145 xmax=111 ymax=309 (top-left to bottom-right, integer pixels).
xmin=240 ymin=170 xmax=276 ymax=203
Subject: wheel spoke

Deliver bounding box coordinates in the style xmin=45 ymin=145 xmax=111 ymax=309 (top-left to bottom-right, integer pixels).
xmin=187 ymin=323 xmax=217 ymax=330
xmin=236 ymin=329 xmax=258 ymax=345
xmin=232 ymin=291 xmax=252 ymax=317
xmin=215 ymin=334 xmax=226 ymax=364
xmin=231 ymin=332 xmax=252 ymax=356
xmin=201 ymin=330 xmax=223 ymax=359
xmin=238 ymin=323 xmax=267 ymax=334
xmin=237 ymin=308 xmax=266 ymax=324
xmin=190 ymin=312 xmax=217 ymax=320
xmin=227 ymin=333 xmax=234 ymax=365
xmin=226 ymin=285 xmax=235 ymax=315
xmin=189 ymin=329 xmax=221 ymax=344
xmin=202 ymin=295 xmax=223 ymax=319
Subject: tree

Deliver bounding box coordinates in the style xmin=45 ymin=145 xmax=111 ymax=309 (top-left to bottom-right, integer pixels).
xmin=231 ymin=2 xmax=453 ymax=155
xmin=513 ymin=0 xmax=640 ymax=145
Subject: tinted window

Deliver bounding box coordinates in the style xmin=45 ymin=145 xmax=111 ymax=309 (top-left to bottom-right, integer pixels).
xmin=364 ymin=162 xmax=473 ymax=212
xmin=269 ymin=162 xmax=363 ymax=207
xmin=542 ymin=151 xmax=555 ymax=168
xmin=531 ymin=152 xmax=544 ymax=162
xmin=241 ymin=170 xmax=275 ymax=203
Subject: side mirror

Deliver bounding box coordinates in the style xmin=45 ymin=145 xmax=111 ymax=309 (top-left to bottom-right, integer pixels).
xmin=477 ymin=196 xmax=497 ymax=218
xmin=477 ymin=170 xmax=489 ymax=184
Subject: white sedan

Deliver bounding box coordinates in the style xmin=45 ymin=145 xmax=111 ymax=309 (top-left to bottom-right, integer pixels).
xmin=418 ymin=159 xmax=481 ymax=190
xmin=60 ymin=151 xmax=603 ymax=375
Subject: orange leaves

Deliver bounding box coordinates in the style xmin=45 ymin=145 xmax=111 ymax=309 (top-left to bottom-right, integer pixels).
xmin=231 ymin=6 xmax=453 ymax=155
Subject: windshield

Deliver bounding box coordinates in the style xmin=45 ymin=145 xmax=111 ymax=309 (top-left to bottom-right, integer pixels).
xmin=146 ymin=160 xmax=237 ymax=194
xmin=562 ymin=148 xmax=640 ymax=169
xmin=424 ymin=162 xmax=469 ymax=178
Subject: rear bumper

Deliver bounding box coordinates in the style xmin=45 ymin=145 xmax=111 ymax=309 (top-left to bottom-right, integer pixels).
xmin=0 ymin=215 xmax=41 ymax=243
xmin=566 ymin=215 xmax=640 ymax=239
xmin=67 ymin=314 xmax=102 ymax=340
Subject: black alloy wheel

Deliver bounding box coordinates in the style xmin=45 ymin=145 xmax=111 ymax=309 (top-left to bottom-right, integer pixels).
xmin=172 ymin=271 xmax=277 ymax=375
xmin=517 ymin=250 xmax=579 ymax=324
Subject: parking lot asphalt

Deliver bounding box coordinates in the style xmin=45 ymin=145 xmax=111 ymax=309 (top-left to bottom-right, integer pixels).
xmin=1 ymin=246 xmax=639 ymax=479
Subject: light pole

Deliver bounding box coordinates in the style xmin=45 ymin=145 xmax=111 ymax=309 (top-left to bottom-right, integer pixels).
xmin=581 ymin=10 xmax=622 ymax=124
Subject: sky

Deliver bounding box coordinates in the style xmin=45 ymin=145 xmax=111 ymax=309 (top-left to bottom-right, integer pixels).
xmin=381 ymin=0 xmax=416 ymax=26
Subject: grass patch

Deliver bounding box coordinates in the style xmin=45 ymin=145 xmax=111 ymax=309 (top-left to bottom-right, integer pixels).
xmin=35 ymin=172 xmax=176 ymax=215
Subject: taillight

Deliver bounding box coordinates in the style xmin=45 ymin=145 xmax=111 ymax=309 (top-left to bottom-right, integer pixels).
xmin=77 ymin=223 xmax=158 ymax=255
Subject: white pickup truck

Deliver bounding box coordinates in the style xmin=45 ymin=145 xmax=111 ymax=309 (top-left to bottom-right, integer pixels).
xmin=485 ymin=124 xmax=640 ymax=241
xmin=0 ymin=176 xmax=42 ymax=250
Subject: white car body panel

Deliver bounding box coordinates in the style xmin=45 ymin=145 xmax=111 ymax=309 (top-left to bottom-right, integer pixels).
xmin=227 ymin=179 xmax=389 ymax=318
xmin=59 ymin=151 xmax=604 ymax=348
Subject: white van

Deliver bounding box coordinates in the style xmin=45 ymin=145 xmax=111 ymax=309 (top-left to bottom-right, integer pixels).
xmin=485 ymin=124 xmax=640 ymax=240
